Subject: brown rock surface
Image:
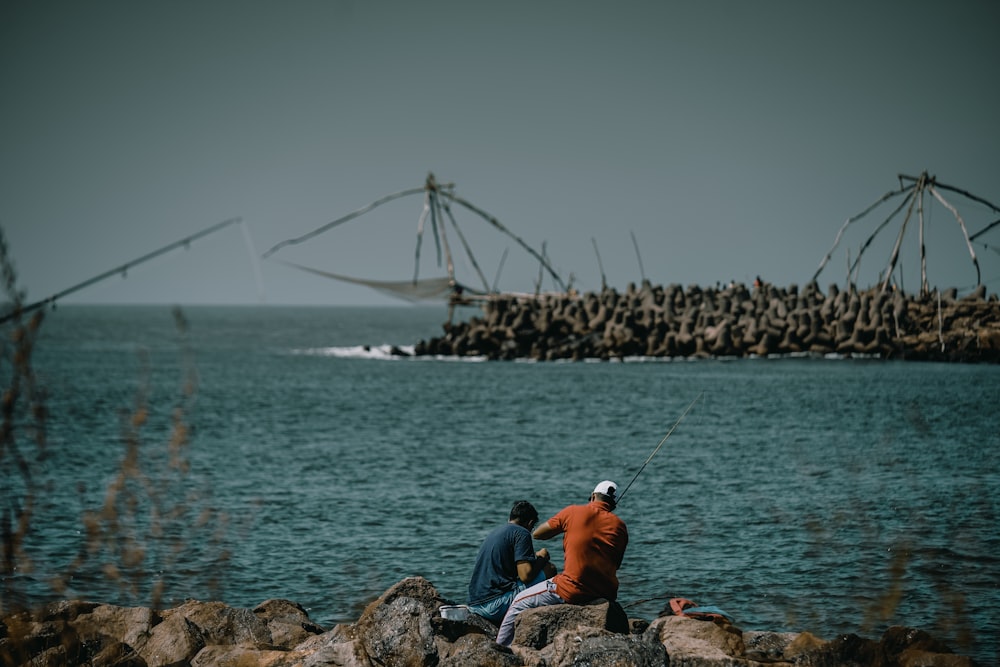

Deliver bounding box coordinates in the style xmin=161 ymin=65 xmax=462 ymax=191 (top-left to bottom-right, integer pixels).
xmin=0 ymin=577 xmax=982 ymax=666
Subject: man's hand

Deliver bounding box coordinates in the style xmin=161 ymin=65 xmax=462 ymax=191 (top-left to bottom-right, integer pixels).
xmin=536 ymin=546 xmax=557 ymax=579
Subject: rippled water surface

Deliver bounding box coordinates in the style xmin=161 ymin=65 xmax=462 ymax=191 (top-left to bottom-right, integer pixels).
xmin=18 ymin=305 xmax=1000 ymax=663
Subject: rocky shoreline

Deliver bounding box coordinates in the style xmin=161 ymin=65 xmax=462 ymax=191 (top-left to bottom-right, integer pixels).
xmin=411 ymin=282 xmax=1000 ymax=362
xmin=1 ymin=577 xmax=980 ymax=666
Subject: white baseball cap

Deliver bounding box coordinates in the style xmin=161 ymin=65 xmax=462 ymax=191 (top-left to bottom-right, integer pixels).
xmin=593 ymin=480 xmax=617 ymax=498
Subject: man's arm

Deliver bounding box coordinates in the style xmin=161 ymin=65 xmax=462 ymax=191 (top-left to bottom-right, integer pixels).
xmin=515 ymin=547 xmax=550 ymax=583
xmin=533 ymin=520 xmax=561 ymax=540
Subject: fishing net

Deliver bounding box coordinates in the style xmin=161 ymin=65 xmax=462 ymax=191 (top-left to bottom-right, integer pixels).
xmin=278 ymin=261 xmax=464 ymax=302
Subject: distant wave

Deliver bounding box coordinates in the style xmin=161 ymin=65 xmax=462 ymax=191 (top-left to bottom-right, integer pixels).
xmin=290 ymin=347 xmax=873 ymax=362
xmin=290 ymin=345 xmax=488 ymax=361
xmin=292 ymin=345 xmax=415 ymax=360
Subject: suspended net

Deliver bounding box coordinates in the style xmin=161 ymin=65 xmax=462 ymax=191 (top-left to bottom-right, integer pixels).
xmin=262 ymin=174 xmax=567 ymax=302
xmin=278 ymin=260 xmax=471 ymax=302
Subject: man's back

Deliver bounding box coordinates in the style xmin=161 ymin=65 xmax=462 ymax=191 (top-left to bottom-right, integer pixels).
xmin=468 ymin=522 xmax=535 ymax=604
xmin=548 ymin=501 xmax=628 ymax=603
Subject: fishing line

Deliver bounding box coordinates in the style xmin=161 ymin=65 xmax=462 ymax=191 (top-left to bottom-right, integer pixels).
xmin=616 ymin=391 xmax=704 ymax=504
xmin=238 ymin=219 xmax=267 ymax=302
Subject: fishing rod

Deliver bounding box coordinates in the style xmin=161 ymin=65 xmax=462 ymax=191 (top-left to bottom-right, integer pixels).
xmin=0 ymin=217 xmax=248 ymax=325
xmin=616 ymin=392 xmax=704 ymax=504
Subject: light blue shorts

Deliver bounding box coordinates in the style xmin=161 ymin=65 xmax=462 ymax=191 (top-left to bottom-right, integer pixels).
xmin=468 ymin=570 xmax=547 ymax=625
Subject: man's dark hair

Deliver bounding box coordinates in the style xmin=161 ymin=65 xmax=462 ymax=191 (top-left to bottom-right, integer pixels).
xmin=510 ymin=500 xmax=539 ymax=524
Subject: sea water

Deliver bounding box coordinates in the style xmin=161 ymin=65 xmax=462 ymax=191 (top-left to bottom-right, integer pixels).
xmin=12 ymin=305 xmax=1000 ymax=663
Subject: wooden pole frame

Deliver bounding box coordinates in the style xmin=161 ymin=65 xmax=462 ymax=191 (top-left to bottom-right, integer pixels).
xmin=813 ymin=183 xmax=915 ymax=284
xmin=928 ymin=185 xmax=980 ymax=286
xmin=630 ymin=230 xmax=647 ymax=284
xmin=413 ymin=190 xmax=431 ymax=284
xmin=845 ymin=191 xmax=914 ymax=286
xmin=592 ymin=237 xmax=608 ymax=291
xmin=881 ymin=173 xmax=923 ymax=293
xmin=815 ymin=171 xmax=998 ymax=292
xmin=263 ymin=172 xmax=567 ymax=297
xmin=918 ymin=185 xmax=928 ymax=296
xmin=437 ymin=195 xmax=491 ymax=293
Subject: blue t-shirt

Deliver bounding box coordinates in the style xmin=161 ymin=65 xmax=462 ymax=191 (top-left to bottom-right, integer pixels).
xmin=467 ymin=523 xmax=536 ymax=605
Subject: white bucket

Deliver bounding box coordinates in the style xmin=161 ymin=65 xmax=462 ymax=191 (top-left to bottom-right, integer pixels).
xmin=439 ymin=605 xmax=470 ymax=621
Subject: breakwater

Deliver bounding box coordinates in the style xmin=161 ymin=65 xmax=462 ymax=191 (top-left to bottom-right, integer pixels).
xmin=413 ymin=282 xmax=1000 ymax=362
xmin=1 ymin=577 xmax=980 ymax=666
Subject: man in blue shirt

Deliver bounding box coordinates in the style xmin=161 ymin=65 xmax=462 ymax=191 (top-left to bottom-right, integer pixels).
xmin=467 ymin=500 xmax=557 ymax=624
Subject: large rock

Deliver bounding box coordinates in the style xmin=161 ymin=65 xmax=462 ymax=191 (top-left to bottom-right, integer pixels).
xmin=254 ymin=598 xmax=327 ymax=648
xmin=0 ymin=601 xmax=159 ymax=666
xmin=352 ymin=575 xmax=447 ymax=666
xmin=647 ymin=615 xmax=745 ymax=664
xmin=71 ymin=603 xmax=160 ymax=651
xmin=192 ymin=624 xmax=371 ymax=667
xmin=89 ymin=640 xmax=148 ymax=667
xmin=164 ymin=599 xmax=271 ymax=648
xmin=436 ymin=633 xmax=523 ymax=667
xmin=190 ymin=644 xmax=290 ymax=666
xmin=543 ymin=630 xmax=668 ymax=666
xmin=743 ymin=630 xmax=802 ymax=662
xmin=879 ymin=626 xmax=976 ymax=667
xmin=511 ymin=599 xmax=629 ymax=650
xmin=138 ymin=612 xmax=205 ymax=667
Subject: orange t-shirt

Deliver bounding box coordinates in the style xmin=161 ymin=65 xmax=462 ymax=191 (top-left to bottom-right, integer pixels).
xmin=548 ymin=501 xmax=628 ymax=603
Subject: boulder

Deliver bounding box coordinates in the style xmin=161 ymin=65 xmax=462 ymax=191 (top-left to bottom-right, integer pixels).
xmin=511 ymin=599 xmax=629 ymax=650
xmin=89 ymin=640 xmax=148 ymax=667
xmin=562 ymin=633 xmax=667 ymax=666
xmin=743 ymin=630 xmax=800 ymax=662
xmin=647 ymin=615 xmax=745 ymax=663
xmin=880 ymin=626 xmax=975 ymax=667
xmin=352 ymin=576 xmax=446 ymax=666
xmin=71 ymin=603 xmax=159 ymax=650
xmin=436 ymin=633 xmax=522 ymax=666
xmin=254 ymin=598 xmax=326 ymax=648
xmin=190 ymin=644 xmax=290 ymax=666
xmin=164 ymin=599 xmax=271 ymax=648
xmin=0 ymin=613 xmax=78 ymax=665
xmin=291 ymin=627 xmax=371 ymax=667
xmin=137 ymin=612 xmax=205 ymax=667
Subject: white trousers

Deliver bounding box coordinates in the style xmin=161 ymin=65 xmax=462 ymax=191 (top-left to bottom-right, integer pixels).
xmin=495 ymin=578 xmax=564 ymax=647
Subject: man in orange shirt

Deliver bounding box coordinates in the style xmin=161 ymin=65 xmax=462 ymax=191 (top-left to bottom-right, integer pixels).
xmin=495 ymin=480 xmax=628 ymax=646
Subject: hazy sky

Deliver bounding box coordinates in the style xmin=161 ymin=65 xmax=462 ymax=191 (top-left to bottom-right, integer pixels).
xmin=2 ymin=1 xmax=998 ymax=306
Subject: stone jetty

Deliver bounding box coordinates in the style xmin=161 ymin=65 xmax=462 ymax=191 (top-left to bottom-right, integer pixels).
xmin=413 ymin=282 xmax=1000 ymax=362
xmin=0 ymin=577 xmax=980 ymax=666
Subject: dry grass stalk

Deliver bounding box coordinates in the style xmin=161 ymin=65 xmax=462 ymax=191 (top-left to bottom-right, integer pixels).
xmin=0 ymin=227 xmax=47 ymax=615
xmin=1 ymin=224 xmax=229 ymax=618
